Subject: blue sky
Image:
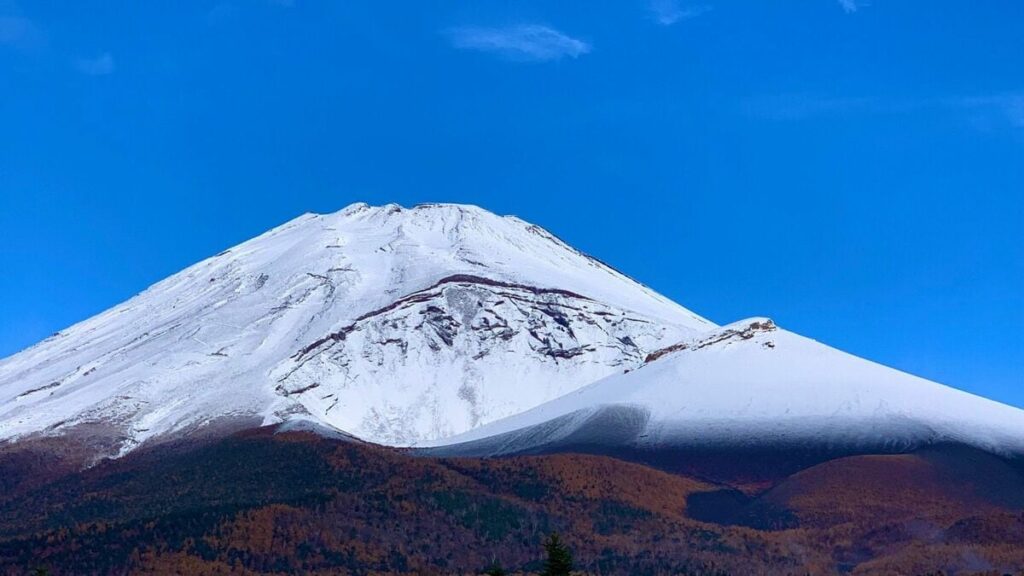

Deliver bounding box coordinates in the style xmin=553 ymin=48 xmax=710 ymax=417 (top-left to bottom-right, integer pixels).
xmin=1 ymin=1 xmax=1022 ymax=406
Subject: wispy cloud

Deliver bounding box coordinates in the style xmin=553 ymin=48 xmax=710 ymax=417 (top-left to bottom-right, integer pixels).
xmin=951 ymin=94 xmax=1024 ymax=129
xmin=838 ymin=0 xmax=870 ymax=13
xmin=75 ymin=52 xmax=114 ymax=76
xmin=648 ymin=0 xmax=712 ymax=26
xmin=445 ymin=25 xmax=590 ymax=62
xmin=0 ymin=15 xmax=43 ymax=50
xmin=745 ymin=91 xmax=1024 ymax=132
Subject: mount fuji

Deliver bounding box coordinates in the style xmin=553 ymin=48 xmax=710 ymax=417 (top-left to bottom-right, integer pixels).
xmin=0 ymin=203 xmax=710 ymax=457
xmin=1 ymin=202 xmax=1022 ymax=472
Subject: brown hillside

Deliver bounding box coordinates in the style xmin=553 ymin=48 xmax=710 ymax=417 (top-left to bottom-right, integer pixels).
xmin=1 ymin=429 xmax=1024 ymax=575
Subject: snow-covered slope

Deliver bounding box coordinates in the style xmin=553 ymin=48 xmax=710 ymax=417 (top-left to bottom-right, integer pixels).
xmin=426 ymin=319 xmax=1024 ymax=458
xmin=0 ymin=203 xmax=711 ymax=455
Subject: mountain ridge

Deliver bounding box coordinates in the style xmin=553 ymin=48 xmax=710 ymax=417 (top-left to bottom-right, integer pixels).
xmin=425 ymin=316 xmax=1024 ymax=474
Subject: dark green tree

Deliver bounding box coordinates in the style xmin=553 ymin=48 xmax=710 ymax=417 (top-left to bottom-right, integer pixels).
xmin=540 ymin=532 xmax=573 ymax=576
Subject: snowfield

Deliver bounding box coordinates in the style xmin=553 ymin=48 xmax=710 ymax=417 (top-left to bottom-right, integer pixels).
xmin=0 ymin=203 xmax=709 ymax=455
xmin=2 ymin=202 xmax=1022 ymax=461
xmin=425 ymin=318 xmax=1024 ymax=457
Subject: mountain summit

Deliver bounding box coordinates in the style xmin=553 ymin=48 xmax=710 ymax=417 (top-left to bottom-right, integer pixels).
xmin=3 ymin=202 xmax=1023 ymax=471
xmin=0 ymin=203 xmax=710 ymax=456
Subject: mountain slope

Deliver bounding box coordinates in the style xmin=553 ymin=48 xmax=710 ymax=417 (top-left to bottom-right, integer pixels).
xmin=3 ymin=427 xmax=1024 ymax=576
xmin=0 ymin=429 xmax=817 ymax=575
xmin=427 ymin=318 xmax=1024 ymax=469
xmin=0 ymin=203 xmax=710 ymax=456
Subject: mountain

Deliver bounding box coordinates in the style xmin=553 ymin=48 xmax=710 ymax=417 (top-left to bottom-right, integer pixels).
xmin=4 ymin=202 xmax=1024 ymax=574
xmin=426 ymin=318 xmax=1024 ymax=481
xmin=0 ymin=203 xmax=710 ymax=458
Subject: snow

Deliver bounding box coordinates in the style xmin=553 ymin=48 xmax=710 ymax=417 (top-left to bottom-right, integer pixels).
xmin=5 ymin=202 xmax=1022 ymax=462
xmin=427 ymin=318 xmax=1024 ymax=457
xmin=0 ymin=203 xmax=710 ymax=454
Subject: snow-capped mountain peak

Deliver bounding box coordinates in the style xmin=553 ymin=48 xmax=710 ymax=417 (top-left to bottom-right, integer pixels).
xmin=0 ymin=203 xmax=711 ymax=456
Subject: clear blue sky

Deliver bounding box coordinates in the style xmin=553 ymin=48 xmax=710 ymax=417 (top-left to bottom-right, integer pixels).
xmin=1 ymin=1 xmax=1021 ymax=406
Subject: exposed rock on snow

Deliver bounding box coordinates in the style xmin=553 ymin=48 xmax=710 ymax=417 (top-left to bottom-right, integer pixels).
xmin=0 ymin=203 xmax=709 ymax=455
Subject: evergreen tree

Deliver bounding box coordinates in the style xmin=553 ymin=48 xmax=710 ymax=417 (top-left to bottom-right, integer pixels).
xmin=540 ymin=532 xmax=573 ymax=576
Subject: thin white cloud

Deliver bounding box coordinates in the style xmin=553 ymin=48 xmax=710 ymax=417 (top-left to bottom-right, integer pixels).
xmin=0 ymin=15 xmax=42 ymax=50
xmin=648 ymin=0 xmax=712 ymax=26
xmin=75 ymin=52 xmax=114 ymax=76
xmin=1006 ymin=101 xmax=1024 ymax=128
xmin=745 ymin=91 xmax=1024 ymax=132
xmin=838 ymin=0 xmax=870 ymax=13
xmin=0 ymin=15 xmax=28 ymax=43
xmin=951 ymin=94 xmax=1024 ymax=129
xmin=446 ymin=25 xmax=590 ymax=62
